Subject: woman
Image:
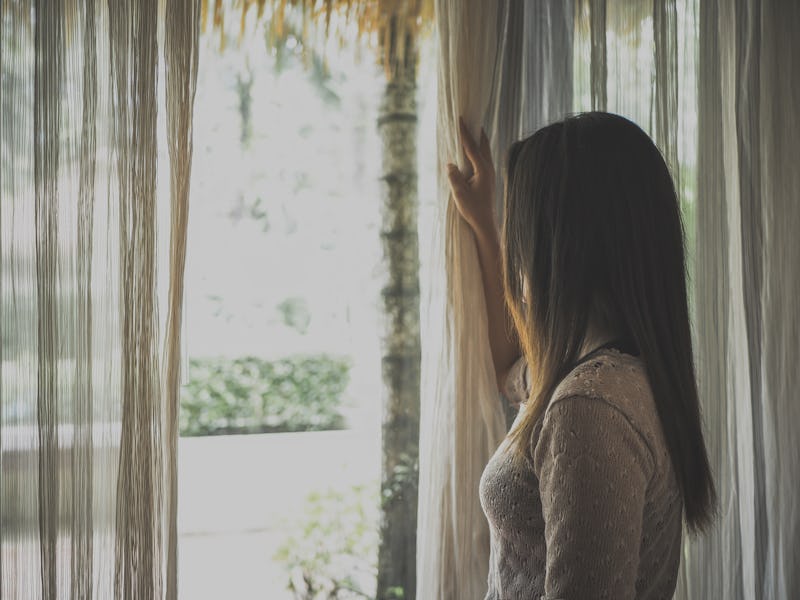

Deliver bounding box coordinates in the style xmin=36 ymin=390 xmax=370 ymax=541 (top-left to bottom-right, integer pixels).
xmin=446 ymin=112 xmax=716 ymax=599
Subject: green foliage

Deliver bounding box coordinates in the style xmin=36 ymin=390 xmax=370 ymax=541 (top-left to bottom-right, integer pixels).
xmin=274 ymin=483 xmax=379 ymax=600
xmin=180 ymin=354 xmax=350 ymax=436
xmin=277 ymin=297 xmax=312 ymax=334
xmin=235 ymin=66 xmax=255 ymax=148
xmin=380 ymin=451 xmax=418 ymax=510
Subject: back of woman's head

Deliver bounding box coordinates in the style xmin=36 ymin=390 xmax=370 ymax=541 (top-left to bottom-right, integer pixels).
xmin=502 ymin=111 xmax=716 ymax=533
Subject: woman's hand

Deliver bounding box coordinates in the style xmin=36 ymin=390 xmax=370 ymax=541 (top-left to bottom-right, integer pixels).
xmin=447 ymin=118 xmax=522 ymax=393
xmin=447 ymin=117 xmax=497 ymax=237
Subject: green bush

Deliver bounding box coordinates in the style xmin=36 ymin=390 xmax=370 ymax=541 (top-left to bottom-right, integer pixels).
xmin=274 ymin=483 xmax=379 ymax=600
xmin=180 ymin=354 xmax=350 ymax=436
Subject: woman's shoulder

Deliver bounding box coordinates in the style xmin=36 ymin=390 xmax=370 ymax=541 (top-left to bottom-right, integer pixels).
xmin=550 ymin=348 xmax=650 ymax=411
xmin=546 ymin=349 xmax=664 ymax=465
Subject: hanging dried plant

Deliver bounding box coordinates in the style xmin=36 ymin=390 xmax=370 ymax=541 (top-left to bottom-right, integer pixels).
xmin=200 ymin=0 xmax=433 ymax=81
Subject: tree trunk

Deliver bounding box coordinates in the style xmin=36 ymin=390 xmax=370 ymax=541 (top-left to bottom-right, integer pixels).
xmin=376 ymin=66 xmax=420 ymax=600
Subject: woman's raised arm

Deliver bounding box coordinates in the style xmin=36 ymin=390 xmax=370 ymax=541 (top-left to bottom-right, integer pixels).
xmin=446 ymin=117 xmax=522 ymax=394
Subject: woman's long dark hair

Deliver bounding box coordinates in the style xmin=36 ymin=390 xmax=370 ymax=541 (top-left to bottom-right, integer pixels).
xmin=502 ymin=111 xmax=716 ymax=533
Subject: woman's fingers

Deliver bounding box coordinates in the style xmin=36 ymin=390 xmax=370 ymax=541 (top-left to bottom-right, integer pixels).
xmin=446 ymin=163 xmax=468 ymax=196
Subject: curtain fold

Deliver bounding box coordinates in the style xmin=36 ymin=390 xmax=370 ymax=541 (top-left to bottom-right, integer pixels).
xmin=72 ymin=0 xmax=99 ymax=596
xmin=520 ymin=0 xmax=573 ymax=130
xmin=108 ymin=1 xmax=164 ymax=595
xmin=33 ymin=1 xmax=66 ymax=595
xmin=0 ymin=1 xmax=200 ymax=597
xmin=163 ymin=1 xmax=200 ymax=597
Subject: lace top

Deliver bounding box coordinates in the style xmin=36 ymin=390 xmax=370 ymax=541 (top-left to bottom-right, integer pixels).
xmin=479 ymin=348 xmax=683 ymax=599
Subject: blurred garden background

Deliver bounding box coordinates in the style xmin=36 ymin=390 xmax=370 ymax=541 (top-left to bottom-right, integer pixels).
xmin=177 ymin=11 xmax=436 ymax=599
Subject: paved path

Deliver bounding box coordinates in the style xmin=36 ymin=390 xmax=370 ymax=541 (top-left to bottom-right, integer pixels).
xmin=178 ymin=428 xmax=381 ymax=600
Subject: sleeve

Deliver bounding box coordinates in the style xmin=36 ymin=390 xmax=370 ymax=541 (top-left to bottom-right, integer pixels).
xmin=532 ymin=395 xmax=654 ymax=600
xmin=502 ymin=354 xmax=530 ymax=408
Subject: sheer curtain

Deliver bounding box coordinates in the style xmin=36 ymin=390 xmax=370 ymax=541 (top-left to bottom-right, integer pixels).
xmin=0 ymin=1 xmax=199 ymax=598
xmin=675 ymin=1 xmax=800 ymax=598
xmin=417 ymin=4 xmax=508 ymax=598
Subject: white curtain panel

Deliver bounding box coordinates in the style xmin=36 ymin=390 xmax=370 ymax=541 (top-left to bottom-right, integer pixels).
xmin=0 ymin=1 xmax=199 ymax=598
xmin=417 ymin=2 xmax=513 ymax=598
xmin=675 ymin=1 xmax=800 ymax=598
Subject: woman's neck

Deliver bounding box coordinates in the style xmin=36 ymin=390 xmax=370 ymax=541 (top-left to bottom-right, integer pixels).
xmin=579 ymin=323 xmax=620 ymax=359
